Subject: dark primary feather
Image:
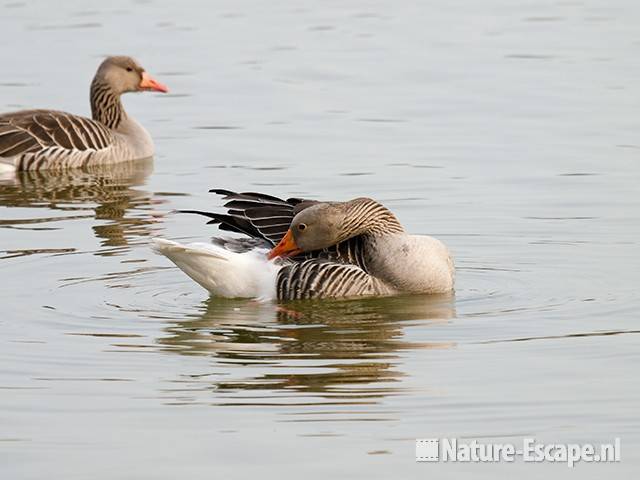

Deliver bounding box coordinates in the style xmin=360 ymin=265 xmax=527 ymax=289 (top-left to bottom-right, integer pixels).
xmin=181 ymin=189 xmax=314 ymax=246
xmin=0 ymin=109 xmax=113 ymax=159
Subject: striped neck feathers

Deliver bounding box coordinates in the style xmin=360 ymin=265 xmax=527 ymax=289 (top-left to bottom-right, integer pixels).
xmin=336 ymin=198 xmax=404 ymax=241
xmin=90 ymin=79 xmax=126 ymax=129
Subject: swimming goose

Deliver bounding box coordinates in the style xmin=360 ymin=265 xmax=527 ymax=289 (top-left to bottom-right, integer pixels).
xmin=0 ymin=56 xmax=167 ymax=172
xmin=152 ymin=190 xmax=454 ymax=301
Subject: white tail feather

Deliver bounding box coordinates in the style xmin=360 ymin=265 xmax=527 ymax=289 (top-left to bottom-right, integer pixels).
xmin=151 ymin=238 xmax=279 ymax=300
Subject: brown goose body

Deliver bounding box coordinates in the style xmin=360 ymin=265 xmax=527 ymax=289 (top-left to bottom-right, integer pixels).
xmin=0 ymin=56 xmax=167 ymax=172
xmin=154 ymin=190 xmax=455 ymax=301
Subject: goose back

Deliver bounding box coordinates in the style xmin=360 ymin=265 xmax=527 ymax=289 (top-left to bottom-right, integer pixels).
xmin=0 ymin=109 xmax=154 ymax=170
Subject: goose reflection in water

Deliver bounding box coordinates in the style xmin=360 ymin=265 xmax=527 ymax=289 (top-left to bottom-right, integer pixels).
xmin=157 ymin=294 xmax=456 ymax=408
xmin=0 ymin=158 xmax=166 ymax=255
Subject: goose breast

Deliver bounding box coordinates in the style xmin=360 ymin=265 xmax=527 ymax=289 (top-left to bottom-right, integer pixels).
xmin=365 ymin=234 xmax=455 ymax=294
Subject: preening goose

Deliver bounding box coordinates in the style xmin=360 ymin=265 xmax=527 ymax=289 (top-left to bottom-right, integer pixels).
xmin=0 ymin=56 xmax=167 ymax=172
xmin=152 ymin=189 xmax=455 ymax=301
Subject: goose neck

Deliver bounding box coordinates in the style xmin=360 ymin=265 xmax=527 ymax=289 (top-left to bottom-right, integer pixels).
xmin=90 ymin=79 xmax=126 ymax=130
xmin=338 ymin=198 xmax=405 ymax=241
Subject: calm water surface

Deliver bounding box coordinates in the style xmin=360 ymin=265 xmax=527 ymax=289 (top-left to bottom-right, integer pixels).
xmin=1 ymin=1 xmax=639 ymax=478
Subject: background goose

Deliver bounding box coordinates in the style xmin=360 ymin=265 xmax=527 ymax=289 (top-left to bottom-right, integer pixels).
xmin=153 ymin=189 xmax=455 ymax=301
xmin=0 ymin=56 xmax=167 ymax=172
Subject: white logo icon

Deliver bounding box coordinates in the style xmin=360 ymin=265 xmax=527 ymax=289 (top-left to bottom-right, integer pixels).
xmin=416 ymin=438 xmax=439 ymax=462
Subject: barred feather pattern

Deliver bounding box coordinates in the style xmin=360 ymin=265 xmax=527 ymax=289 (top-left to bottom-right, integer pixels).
xmin=336 ymin=197 xmax=405 ymax=240
xmin=300 ymin=235 xmax=368 ymax=269
xmin=0 ymin=108 xmax=125 ymax=170
xmin=276 ymin=259 xmax=394 ymax=301
xmin=90 ymin=79 xmax=125 ymax=129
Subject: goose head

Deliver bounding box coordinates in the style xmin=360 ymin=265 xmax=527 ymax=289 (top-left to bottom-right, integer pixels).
xmin=94 ymin=56 xmax=168 ymax=94
xmin=267 ymin=202 xmax=356 ymax=259
xmin=268 ymin=197 xmax=405 ymax=260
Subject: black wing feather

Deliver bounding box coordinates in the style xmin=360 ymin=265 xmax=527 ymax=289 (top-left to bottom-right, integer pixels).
xmin=181 ymin=190 xmax=315 ymax=246
xmin=180 ymin=189 xmax=369 ymax=272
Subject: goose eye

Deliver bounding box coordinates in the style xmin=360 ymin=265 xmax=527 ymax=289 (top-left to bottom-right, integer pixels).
xmin=297 ymin=223 xmax=307 ymax=231
xmin=126 ymin=67 xmax=133 ymax=72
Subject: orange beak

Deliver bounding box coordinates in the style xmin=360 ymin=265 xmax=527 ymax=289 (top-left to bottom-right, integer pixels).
xmin=139 ymin=71 xmax=169 ymax=93
xmin=267 ymin=229 xmax=303 ymax=260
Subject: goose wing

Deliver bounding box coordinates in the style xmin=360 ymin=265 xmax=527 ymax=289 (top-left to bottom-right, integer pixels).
xmin=276 ymin=258 xmax=392 ymax=301
xmin=0 ymin=109 xmax=114 ymax=160
xmin=180 ymin=189 xmax=316 ymax=246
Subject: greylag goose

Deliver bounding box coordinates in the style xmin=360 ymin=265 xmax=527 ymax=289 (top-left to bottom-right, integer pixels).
xmin=152 ymin=190 xmax=454 ymax=301
xmin=0 ymin=56 xmax=167 ymax=172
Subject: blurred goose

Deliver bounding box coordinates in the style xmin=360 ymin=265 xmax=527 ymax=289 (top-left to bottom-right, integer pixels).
xmin=152 ymin=189 xmax=454 ymax=301
xmin=0 ymin=56 xmax=167 ymax=172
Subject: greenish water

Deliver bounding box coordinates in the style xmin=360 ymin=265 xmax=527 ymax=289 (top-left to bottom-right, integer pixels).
xmin=1 ymin=1 xmax=639 ymax=478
